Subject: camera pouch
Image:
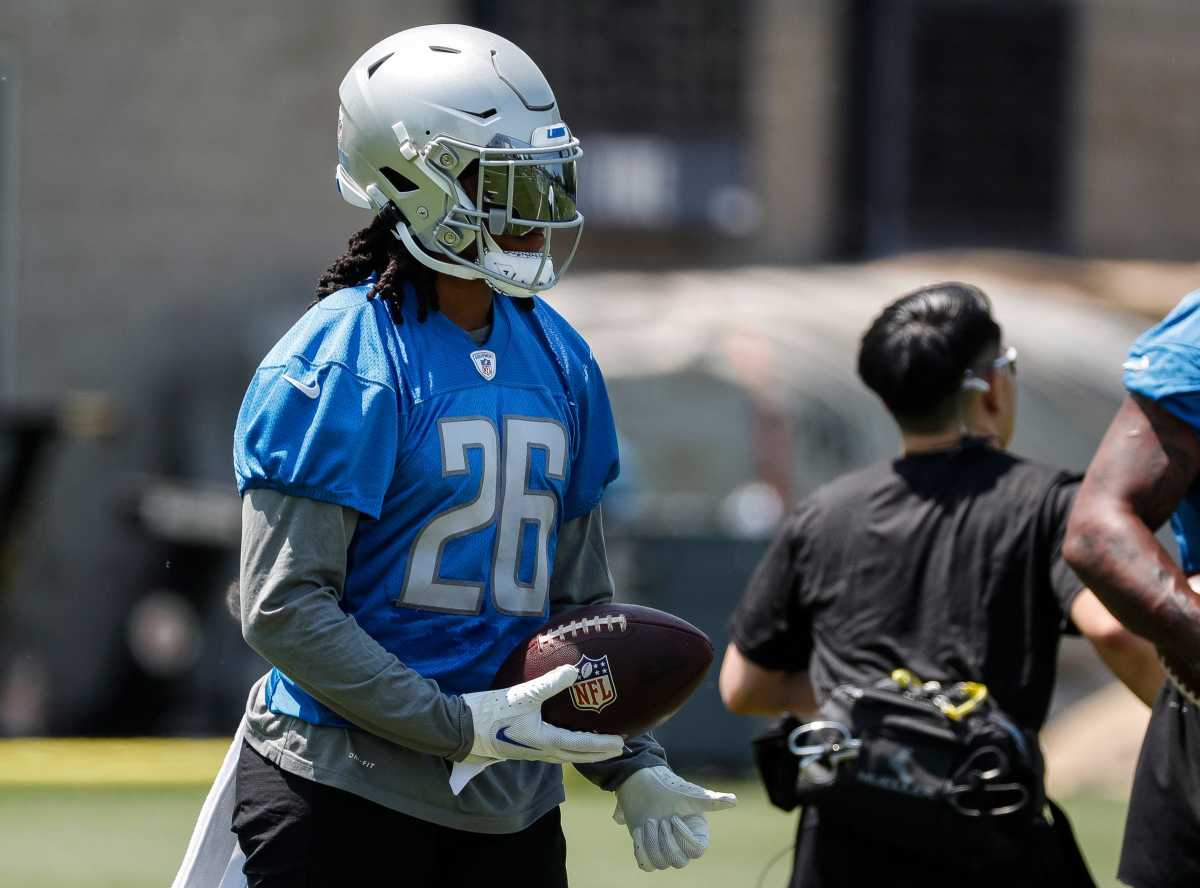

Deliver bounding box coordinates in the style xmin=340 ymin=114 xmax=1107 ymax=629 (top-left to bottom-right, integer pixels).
xmin=752 ymin=672 xmax=1046 ymax=863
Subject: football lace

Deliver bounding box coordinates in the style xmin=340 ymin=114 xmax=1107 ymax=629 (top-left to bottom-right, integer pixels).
xmin=537 ymin=614 xmax=628 ymax=647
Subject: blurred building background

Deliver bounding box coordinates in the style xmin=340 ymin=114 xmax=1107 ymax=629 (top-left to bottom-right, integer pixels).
xmin=0 ymin=0 xmax=1197 ymax=774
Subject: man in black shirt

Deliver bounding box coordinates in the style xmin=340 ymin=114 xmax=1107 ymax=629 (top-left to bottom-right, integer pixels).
xmin=720 ymin=283 xmax=1163 ymax=887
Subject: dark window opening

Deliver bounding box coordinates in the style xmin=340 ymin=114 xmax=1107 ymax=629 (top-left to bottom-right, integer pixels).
xmin=837 ymin=0 xmax=1076 ymax=257
xmin=471 ymin=2 xmax=747 ymax=138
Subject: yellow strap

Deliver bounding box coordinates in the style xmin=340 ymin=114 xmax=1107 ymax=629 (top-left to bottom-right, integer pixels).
xmin=888 ymin=669 xmax=989 ymax=721
xmin=937 ymin=682 xmax=989 ymax=721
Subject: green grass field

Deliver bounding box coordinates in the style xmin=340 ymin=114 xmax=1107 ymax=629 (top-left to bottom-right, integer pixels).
xmin=0 ymin=740 xmax=1127 ymax=888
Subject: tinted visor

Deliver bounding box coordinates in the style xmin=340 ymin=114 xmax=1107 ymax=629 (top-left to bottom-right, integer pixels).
xmin=480 ymin=135 xmax=578 ymax=236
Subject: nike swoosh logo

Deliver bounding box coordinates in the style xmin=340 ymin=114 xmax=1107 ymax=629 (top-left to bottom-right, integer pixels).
xmin=1123 ymin=356 xmax=1150 ymax=372
xmin=282 ymin=373 xmax=320 ymax=399
xmin=495 ymin=726 xmax=540 ymax=750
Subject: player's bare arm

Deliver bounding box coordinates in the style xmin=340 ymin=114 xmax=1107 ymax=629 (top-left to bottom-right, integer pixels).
xmin=1069 ymin=588 xmax=1165 ymax=706
xmin=718 ymin=643 xmax=816 ymax=716
xmin=1064 ymin=393 xmax=1200 ymax=662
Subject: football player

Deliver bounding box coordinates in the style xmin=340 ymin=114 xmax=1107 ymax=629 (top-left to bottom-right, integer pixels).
xmin=172 ymin=23 xmax=734 ymax=888
xmin=1066 ymin=292 xmax=1200 ymax=888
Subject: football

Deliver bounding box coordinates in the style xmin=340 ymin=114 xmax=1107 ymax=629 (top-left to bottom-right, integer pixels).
xmin=492 ymin=603 xmax=714 ymax=737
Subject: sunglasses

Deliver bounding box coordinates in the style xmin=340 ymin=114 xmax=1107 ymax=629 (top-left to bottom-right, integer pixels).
xmin=993 ymin=345 xmax=1018 ymax=375
xmin=962 ymin=346 xmax=1018 ymax=392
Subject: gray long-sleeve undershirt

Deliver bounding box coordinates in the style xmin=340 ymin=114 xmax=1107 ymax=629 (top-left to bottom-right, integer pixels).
xmin=238 ymin=488 xmax=665 ymax=833
xmin=239 ymin=489 xmax=470 ymax=758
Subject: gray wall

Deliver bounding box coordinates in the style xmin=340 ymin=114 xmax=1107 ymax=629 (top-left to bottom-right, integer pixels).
xmin=1072 ymin=0 xmax=1200 ymax=257
xmin=749 ymin=0 xmax=843 ymax=261
xmin=5 ymin=0 xmax=453 ymax=400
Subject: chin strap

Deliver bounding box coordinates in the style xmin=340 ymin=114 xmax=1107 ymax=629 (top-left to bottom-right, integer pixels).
xmin=388 ymin=213 xmax=550 ymax=298
xmin=480 ymin=249 xmax=555 ymax=296
xmin=470 ymin=227 xmax=553 ymax=297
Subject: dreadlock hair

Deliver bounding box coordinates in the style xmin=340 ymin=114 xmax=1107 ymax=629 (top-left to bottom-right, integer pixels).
xmin=313 ymin=208 xmax=538 ymax=323
xmin=313 ymin=210 xmax=438 ymax=323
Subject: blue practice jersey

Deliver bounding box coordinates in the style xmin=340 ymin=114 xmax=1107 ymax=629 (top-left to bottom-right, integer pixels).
xmin=234 ymin=282 xmax=619 ymax=726
xmin=1125 ymin=290 xmax=1200 ymax=572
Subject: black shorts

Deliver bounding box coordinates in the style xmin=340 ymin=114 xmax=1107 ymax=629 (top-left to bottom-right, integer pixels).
xmin=1118 ymin=684 xmax=1200 ymax=888
xmin=232 ymin=740 xmax=568 ymax=888
xmin=789 ymin=800 xmax=1094 ymax=888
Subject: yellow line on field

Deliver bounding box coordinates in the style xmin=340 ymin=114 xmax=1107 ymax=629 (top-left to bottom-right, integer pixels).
xmin=0 ymin=738 xmax=233 ymax=786
xmin=0 ymin=738 xmax=602 ymax=789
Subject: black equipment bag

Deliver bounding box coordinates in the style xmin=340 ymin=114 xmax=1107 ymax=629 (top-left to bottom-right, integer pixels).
xmin=753 ymin=672 xmax=1046 ymax=863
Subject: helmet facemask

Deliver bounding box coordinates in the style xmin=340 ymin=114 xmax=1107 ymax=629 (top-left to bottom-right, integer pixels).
xmin=410 ymin=131 xmax=584 ymax=298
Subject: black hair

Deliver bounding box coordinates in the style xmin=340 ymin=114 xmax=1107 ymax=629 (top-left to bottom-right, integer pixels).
xmin=313 ymin=208 xmax=537 ymax=323
xmin=857 ymin=282 xmax=1002 ymax=433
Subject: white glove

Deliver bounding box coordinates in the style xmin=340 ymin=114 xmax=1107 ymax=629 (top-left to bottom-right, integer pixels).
xmin=613 ymin=765 xmax=737 ymax=871
xmin=451 ymin=664 xmax=624 ymax=795
xmin=460 ymin=664 xmax=624 ymax=766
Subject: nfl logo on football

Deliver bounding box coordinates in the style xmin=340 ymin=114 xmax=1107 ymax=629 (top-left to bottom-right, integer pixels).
xmin=569 ymin=654 xmax=617 ymax=713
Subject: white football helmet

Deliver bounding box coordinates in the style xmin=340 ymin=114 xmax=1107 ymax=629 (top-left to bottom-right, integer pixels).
xmin=335 ymin=24 xmax=583 ymax=298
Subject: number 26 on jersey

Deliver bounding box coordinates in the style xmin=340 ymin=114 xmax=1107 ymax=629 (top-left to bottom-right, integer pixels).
xmin=396 ymin=416 xmax=567 ymax=618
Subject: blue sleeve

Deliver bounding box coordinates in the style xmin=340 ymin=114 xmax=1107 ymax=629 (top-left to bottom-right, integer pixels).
xmin=234 ymin=355 xmax=399 ymax=519
xmin=1124 ymin=290 xmax=1200 ymax=430
xmin=563 ymin=356 xmax=620 ymax=522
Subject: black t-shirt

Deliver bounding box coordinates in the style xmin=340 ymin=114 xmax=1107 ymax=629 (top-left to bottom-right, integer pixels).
xmin=730 ymin=438 xmax=1083 ymax=733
